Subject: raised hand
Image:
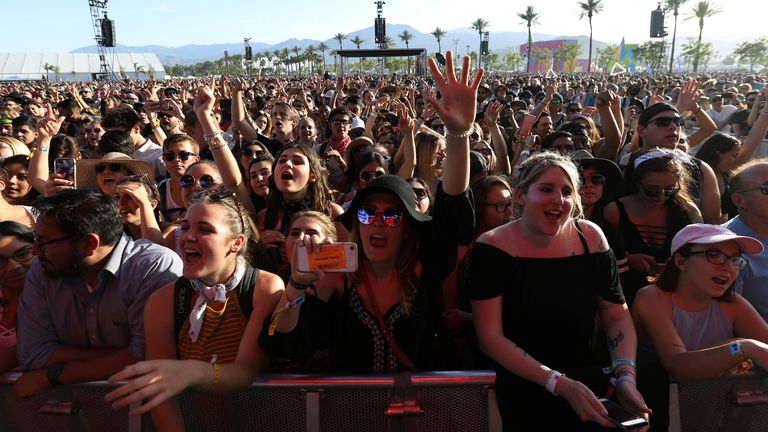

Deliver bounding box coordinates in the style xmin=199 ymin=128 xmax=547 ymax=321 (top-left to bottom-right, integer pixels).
xmin=676 ymin=79 xmax=702 ymax=113
xmin=484 ymin=101 xmax=502 ymax=126
xmin=36 ymin=104 xmax=65 ymax=138
xmin=423 ymin=50 xmax=484 ymax=134
xmin=193 ymin=77 xmax=216 ymax=116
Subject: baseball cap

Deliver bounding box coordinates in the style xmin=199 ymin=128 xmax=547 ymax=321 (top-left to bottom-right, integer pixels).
xmin=671 ymin=224 xmax=764 ymax=256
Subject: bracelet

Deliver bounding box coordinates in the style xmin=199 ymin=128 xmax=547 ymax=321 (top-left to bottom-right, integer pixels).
xmin=38 ymin=147 xmax=49 ymax=153
xmin=288 ymin=277 xmax=314 ymax=291
xmin=211 ymin=362 xmax=221 ymax=386
xmin=209 ymin=142 xmax=226 ymax=151
xmin=691 ymin=105 xmax=701 ymax=115
xmin=729 ymin=341 xmax=754 ymax=374
xmin=204 ymin=130 xmax=225 ymax=144
xmin=610 ymin=374 xmax=637 ymax=387
xmin=602 ymin=358 xmax=637 ymax=375
xmin=444 ymin=128 xmax=474 ymax=139
xmin=545 ymin=370 xmax=565 ymax=395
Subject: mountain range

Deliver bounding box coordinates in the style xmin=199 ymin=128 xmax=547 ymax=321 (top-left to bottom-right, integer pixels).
xmin=71 ymin=23 xmax=744 ymax=66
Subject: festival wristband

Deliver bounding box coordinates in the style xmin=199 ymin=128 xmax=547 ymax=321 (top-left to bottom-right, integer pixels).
xmin=602 ymin=358 xmax=637 ymax=375
xmin=545 ymin=370 xmax=565 ymax=396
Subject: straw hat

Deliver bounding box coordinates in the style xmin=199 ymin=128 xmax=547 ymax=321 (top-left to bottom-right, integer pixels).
xmin=76 ymin=152 xmax=155 ymax=190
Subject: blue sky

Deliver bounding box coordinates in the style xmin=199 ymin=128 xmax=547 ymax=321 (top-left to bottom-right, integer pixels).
xmin=5 ymin=0 xmax=763 ymax=52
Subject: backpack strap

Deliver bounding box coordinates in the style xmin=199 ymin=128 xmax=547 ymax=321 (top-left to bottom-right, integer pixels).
xmin=236 ymin=266 xmax=259 ymax=320
xmin=173 ymin=277 xmax=194 ymax=341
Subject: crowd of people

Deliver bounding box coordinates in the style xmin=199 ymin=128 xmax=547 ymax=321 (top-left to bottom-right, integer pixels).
xmin=2 ymin=54 xmax=768 ymax=430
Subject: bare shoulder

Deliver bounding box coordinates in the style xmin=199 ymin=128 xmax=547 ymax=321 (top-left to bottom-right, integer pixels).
xmin=476 ymin=222 xmax=516 ymax=251
xmin=633 ymin=284 xmax=670 ymax=315
xmin=256 ymin=208 xmax=267 ymax=231
xmin=329 ymin=202 xmax=345 ymax=218
xmin=603 ymin=200 xmax=620 ymax=227
xmin=575 ymin=219 xmax=609 ymax=253
xmin=254 ymin=268 xmax=285 ymax=297
xmin=147 ymin=281 xmax=176 ymax=309
xmin=145 ymin=281 xmax=176 ymax=326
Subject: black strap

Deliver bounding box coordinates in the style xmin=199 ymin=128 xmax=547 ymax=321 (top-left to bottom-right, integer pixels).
xmin=173 ymin=266 xmax=259 ymax=341
xmin=573 ymin=220 xmax=591 ymax=255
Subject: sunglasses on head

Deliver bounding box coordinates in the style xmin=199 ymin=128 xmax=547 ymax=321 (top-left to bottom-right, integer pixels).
xmin=360 ymin=169 xmax=386 ymax=182
xmin=639 ymin=183 xmax=680 ymax=198
xmin=190 ymin=188 xmax=245 ymax=232
xmin=95 ymin=163 xmax=125 ymax=173
xmin=649 ymin=117 xmax=685 ymax=128
xmin=180 ymin=174 xmax=217 ymax=189
xmin=357 ymin=206 xmax=404 ymax=227
xmin=163 ymin=151 xmax=197 ymax=162
xmin=242 ymin=147 xmax=265 ymax=157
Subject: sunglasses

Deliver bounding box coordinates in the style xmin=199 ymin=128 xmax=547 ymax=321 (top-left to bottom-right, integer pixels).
xmin=580 ymin=174 xmax=606 ymax=185
xmin=331 ymin=119 xmax=351 ymax=126
xmin=242 ymin=147 xmax=265 ymax=158
xmin=157 ymin=112 xmax=172 ymax=119
xmin=685 ymin=249 xmax=748 ymax=270
xmin=568 ymin=108 xmax=582 ymax=113
xmin=163 ymin=151 xmax=197 ymax=162
xmin=736 ymin=184 xmax=768 ymax=195
xmin=486 ymin=200 xmax=513 ymax=213
xmin=474 ymin=148 xmax=492 ymax=156
xmin=360 ymin=169 xmax=386 ymax=182
xmin=413 ymin=187 xmax=429 ymax=200
xmin=120 ymin=173 xmax=150 ymax=185
xmin=357 ymin=206 xmax=404 ymax=227
xmin=649 ymin=117 xmax=685 ymax=128
xmin=95 ymin=163 xmax=125 ymax=173
xmin=639 ymin=183 xmax=680 ymax=198
xmin=470 ymin=133 xmax=480 ymax=141
xmin=180 ymin=174 xmax=217 ymax=189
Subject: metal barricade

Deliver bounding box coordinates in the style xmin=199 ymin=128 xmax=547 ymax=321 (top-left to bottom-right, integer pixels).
xmin=0 ymin=370 xmax=500 ymax=432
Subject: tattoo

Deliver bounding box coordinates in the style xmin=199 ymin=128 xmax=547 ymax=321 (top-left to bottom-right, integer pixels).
xmin=608 ymin=330 xmax=625 ymax=351
xmin=516 ymin=347 xmax=529 ymax=357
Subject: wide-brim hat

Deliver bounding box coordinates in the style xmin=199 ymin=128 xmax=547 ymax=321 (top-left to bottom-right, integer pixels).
xmin=379 ymin=85 xmax=402 ymax=99
xmin=570 ymin=150 xmax=622 ymax=198
xmin=76 ymin=152 xmax=155 ymax=190
xmin=671 ymin=223 xmax=764 ymax=256
xmin=337 ymin=175 xmax=431 ymax=230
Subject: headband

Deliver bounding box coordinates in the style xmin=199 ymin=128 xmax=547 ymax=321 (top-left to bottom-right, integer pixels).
xmin=633 ymin=149 xmax=690 ymax=169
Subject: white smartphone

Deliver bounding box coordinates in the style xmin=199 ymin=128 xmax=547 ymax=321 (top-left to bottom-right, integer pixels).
xmin=297 ymin=242 xmax=358 ymax=273
xmin=598 ymin=398 xmax=648 ymax=429
xmin=54 ymin=157 xmax=76 ymax=185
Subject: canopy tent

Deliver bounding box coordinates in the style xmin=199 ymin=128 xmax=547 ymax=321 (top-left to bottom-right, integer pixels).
xmin=0 ymin=52 xmax=166 ymax=81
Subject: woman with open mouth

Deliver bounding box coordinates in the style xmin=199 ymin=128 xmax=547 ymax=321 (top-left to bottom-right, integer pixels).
xmin=633 ymin=224 xmax=768 ymax=431
xmin=105 ymin=187 xmax=283 ymax=429
xmin=470 ymin=152 xmax=650 ymax=430
xmin=261 ymin=51 xmax=478 ymax=374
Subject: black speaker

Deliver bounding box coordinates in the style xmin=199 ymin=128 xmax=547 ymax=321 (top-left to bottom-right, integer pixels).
xmin=480 ymin=41 xmax=489 ymax=55
xmin=245 ymin=46 xmax=252 ymax=60
xmin=435 ymin=53 xmax=445 ymax=66
xmin=375 ymin=18 xmax=386 ymax=44
xmin=101 ymin=18 xmax=116 ymax=47
xmin=650 ymin=8 xmax=667 ymax=38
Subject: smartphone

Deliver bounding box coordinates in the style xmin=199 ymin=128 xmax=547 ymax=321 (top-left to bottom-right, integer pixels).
xmin=519 ymin=113 xmax=537 ymax=136
xmin=54 ymin=158 xmax=76 ymax=185
xmin=297 ymin=243 xmax=358 ymax=273
xmin=598 ymin=398 xmax=648 ymax=429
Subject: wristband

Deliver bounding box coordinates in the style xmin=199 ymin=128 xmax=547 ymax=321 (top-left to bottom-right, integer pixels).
xmin=545 ymin=370 xmax=564 ymax=395
xmin=38 ymin=147 xmax=49 ymax=153
xmin=610 ymin=374 xmax=637 ymax=387
xmin=691 ymin=105 xmax=701 ymax=115
xmin=211 ymin=362 xmax=221 ymax=386
xmin=602 ymin=358 xmax=636 ymax=375
xmin=444 ymin=128 xmax=473 ymax=139
xmin=729 ymin=341 xmax=754 ymax=374
xmin=289 ymin=277 xmax=314 ymax=291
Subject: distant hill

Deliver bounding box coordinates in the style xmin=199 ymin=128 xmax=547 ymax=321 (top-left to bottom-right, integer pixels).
xmin=70 ymin=23 xmax=746 ymax=66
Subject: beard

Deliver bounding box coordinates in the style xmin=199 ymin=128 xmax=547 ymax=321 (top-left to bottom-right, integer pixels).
xmin=40 ymin=251 xmax=84 ymax=280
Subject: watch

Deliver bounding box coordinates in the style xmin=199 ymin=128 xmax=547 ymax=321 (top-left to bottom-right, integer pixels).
xmin=47 ymin=362 xmax=65 ymax=386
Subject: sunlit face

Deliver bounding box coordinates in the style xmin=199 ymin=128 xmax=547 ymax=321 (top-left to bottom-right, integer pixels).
xmin=96 ymin=163 xmax=130 ymax=196
xmin=274 ymin=148 xmax=313 ymax=197
xmin=85 ymin=121 xmax=104 ymax=148
xmin=482 ymin=184 xmax=513 ymax=231
xmin=255 ymin=114 xmax=269 ymax=132
xmin=181 ymin=163 xmax=222 ymax=207
xmin=3 ymin=162 xmax=32 ymax=201
xmin=271 ymin=105 xmax=296 ymax=136
xmin=472 ymin=142 xmax=493 ymax=167
xmin=239 ymin=144 xmax=266 ymax=171
xmin=358 ymin=193 xmax=408 ymax=264
xmin=12 ymin=125 xmax=36 ymax=145
xmin=517 ymin=167 xmax=576 ymax=237
xmin=533 ymin=116 xmax=553 ymax=138
xmin=433 ymin=141 xmax=446 ymax=170
xmin=716 ymin=146 xmax=740 ymax=174
xmin=179 ymin=202 xmax=242 ymax=285
xmin=638 ymin=110 xmax=681 ymax=150
xmin=329 ymin=114 xmax=352 ymax=140
xmin=0 ymin=234 xmax=34 ymax=291
xmin=114 ymin=182 xmax=157 ymax=226
xmin=164 ymin=139 xmax=200 ymax=178
xmin=286 ymin=216 xmax=329 ymax=265
xmin=249 ymin=160 xmax=271 ymax=198
xmin=298 ymin=118 xmax=317 ymax=143
xmin=578 ymin=166 xmax=604 ymax=209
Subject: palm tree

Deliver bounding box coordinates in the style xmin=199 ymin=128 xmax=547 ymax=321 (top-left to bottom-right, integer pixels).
xmin=318 ymin=42 xmax=329 ymax=72
xmin=470 ymin=18 xmax=490 ymax=69
xmin=291 ymin=46 xmax=302 ymax=74
xmin=383 ymin=36 xmax=395 ymax=49
xmin=666 ymin=0 xmax=688 ymax=74
xmin=305 ymin=45 xmax=317 ymax=73
xmin=517 ymin=6 xmax=540 ymax=73
xmin=281 ymin=48 xmax=290 ymax=74
xmin=398 ymin=30 xmax=414 ymax=48
xmin=577 ymin=0 xmax=603 ymax=73
xmin=685 ymin=0 xmax=722 ymax=72
xmin=351 ymin=36 xmax=365 ymax=49
xmin=431 ymin=27 xmax=447 ymax=53
xmin=333 ymin=33 xmax=346 ymax=51
xmin=42 ymin=63 xmax=55 ymax=82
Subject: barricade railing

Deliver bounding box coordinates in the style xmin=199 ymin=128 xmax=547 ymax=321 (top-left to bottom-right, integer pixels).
xmin=0 ymin=370 xmax=501 ymax=432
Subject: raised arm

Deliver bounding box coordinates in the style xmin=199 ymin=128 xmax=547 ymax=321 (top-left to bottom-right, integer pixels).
xmin=423 ymin=51 xmax=483 ymax=195
xmin=594 ymin=91 xmax=621 ymax=161
xmin=484 ymin=101 xmax=511 ymax=175
xmin=394 ymin=102 xmax=416 ymax=179
xmin=27 ymin=105 xmax=65 ymax=195
xmin=738 ymin=99 xmax=768 ymax=165
xmin=230 ymin=78 xmax=261 ymax=142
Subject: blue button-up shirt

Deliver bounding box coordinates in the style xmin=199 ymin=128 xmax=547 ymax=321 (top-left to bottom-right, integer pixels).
xmin=16 ymin=235 xmax=182 ymax=370
xmin=724 ymin=216 xmax=768 ymax=321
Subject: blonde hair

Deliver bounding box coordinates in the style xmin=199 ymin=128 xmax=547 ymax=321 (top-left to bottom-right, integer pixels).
xmin=512 ymin=152 xmax=583 ymax=219
xmin=0 ymin=136 xmax=31 ymax=156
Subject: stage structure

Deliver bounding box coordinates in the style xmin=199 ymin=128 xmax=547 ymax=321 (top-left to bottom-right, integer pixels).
xmin=336 ymin=49 xmax=427 ymax=76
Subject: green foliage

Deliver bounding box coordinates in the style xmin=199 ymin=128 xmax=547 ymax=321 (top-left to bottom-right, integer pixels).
xmin=555 ymin=43 xmax=582 ymax=72
xmin=633 ymin=40 xmax=667 ymax=73
xmin=733 ymin=38 xmax=768 ymax=72
xmin=503 ymin=50 xmax=524 ymax=71
xmin=681 ymin=39 xmax=714 ymax=71
xmin=596 ymin=45 xmax=617 ymax=71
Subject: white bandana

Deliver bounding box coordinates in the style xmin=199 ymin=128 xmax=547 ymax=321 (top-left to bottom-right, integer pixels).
xmin=187 ymin=257 xmax=246 ymax=342
xmin=633 ymin=148 xmax=691 ymax=169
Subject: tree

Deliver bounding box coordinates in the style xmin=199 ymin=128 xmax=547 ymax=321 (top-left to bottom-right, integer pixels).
xmin=398 ymin=30 xmax=414 ymax=48
xmin=596 ymin=45 xmax=618 ymax=71
xmin=503 ymin=50 xmax=524 ymax=71
xmin=577 ymin=0 xmax=603 ymax=73
xmin=733 ymin=38 xmax=768 ymax=72
xmin=350 ymin=35 xmax=365 ymax=49
xmin=383 ymin=36 xmax=395 ymax=49
xmin=431 ymin=27 xmax=447 ymax=53
xmin=531 ymin=46 xmax=552 ymax=73
xmin=42 ymin=63 xmax=55 ymax=82
xmin=318 ymin=42 xmax=329 ymax=72
xmin=681 ymin=39 xmax=714 ymax=71
xmin=684 ymin=0 xmax=722 ymax=72
xmin=470 ymin=18 xmax=490 ymax=69
xmin=517 ymin=6 xmax=540 ymax=73
xmin=333 ymin=33 xmax=346 ymax=51
xmin=665 ymin=0 xmax=688 ymax=74
xmin=555 ymin=42 xmax=583 ymax=72
xmin=633 ymin=40 xmax=668 ymax=73
xmin=305 ymin=45 xmax=317 ymax=73
xmin=291 ymin=46 xmax=302 ymax=75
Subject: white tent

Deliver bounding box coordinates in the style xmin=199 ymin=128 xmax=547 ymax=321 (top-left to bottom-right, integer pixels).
xmin=0 ymin=52 xmax=166 ymax=81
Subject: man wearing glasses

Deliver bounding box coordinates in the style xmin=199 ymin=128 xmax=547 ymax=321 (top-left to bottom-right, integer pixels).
xmin=705 ymin=93 xmax=738 ymax=131
xmin=725 ymin=160 xmax=768 ymax=321
xmin=14 ymin=189 xmax=182 ymax=399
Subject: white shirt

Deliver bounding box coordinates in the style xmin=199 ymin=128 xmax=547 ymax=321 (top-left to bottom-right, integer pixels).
xmin=134 ymin=138 xmax=166 ymax=179
xmin=706 ymin=105 xmax=738 ymax=130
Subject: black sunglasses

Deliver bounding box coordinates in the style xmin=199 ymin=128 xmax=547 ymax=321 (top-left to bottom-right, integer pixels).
xmin=639 ymin=183 xmax=680 ymax=198
xmin=413 ymin=187 xmax=429 ymax=200
xmin=163 ymin=151 xmax=197 ymax=162
xmin=580 ymin=174 xmax=606 ymax=185
xmin=180 ymin=174 xmax=217 ymax=189
xmin=650 ymin=117 xmax=685 ymax=128
xmin=474 ymin=147 xmax=492 ymax=156
xmin=359 ymin=169 xmax=385 ymax=182
xmin=242 ymin=148 xmax=265 ymax=158
xmin=357 ymin=206 xmax=404 ymax=227
xmin=95 ymin=163 xmax=125 ymax=173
